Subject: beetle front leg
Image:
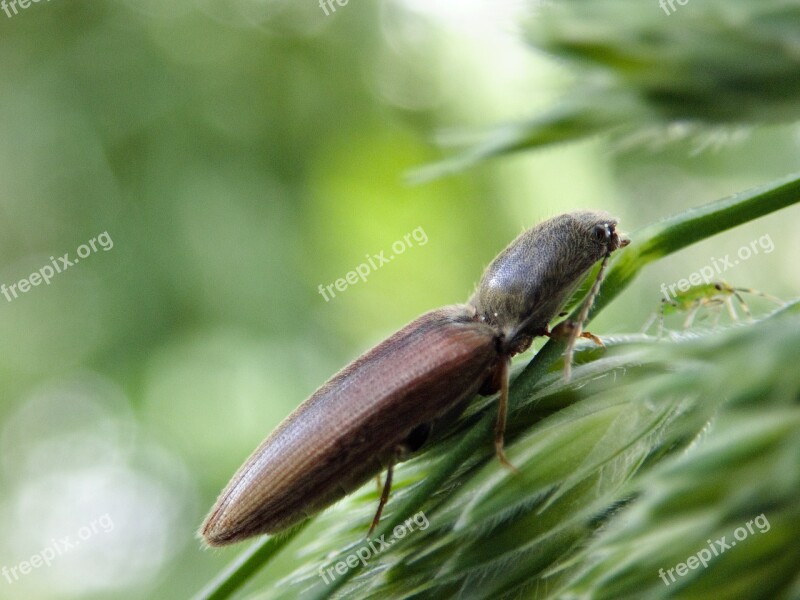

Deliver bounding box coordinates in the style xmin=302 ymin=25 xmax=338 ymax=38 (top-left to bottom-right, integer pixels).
xmin=548 ymin=320 xmax=605 ymax=347
xmin=548 ymin=320 xmax=605 ymax=381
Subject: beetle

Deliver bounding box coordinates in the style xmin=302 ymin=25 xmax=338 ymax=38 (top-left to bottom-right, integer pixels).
xmin=200 ymin=210 xmax=629 ymax=546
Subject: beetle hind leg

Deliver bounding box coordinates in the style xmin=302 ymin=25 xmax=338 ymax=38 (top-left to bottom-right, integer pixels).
xmin=366 ymin=423 xmax=432 ymax=537
xmin=368 ymin=459 xmax=395 ymax=537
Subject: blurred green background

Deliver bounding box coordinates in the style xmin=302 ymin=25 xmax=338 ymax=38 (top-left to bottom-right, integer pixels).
xmin=0 ymin=1 xmax=798 ymax=599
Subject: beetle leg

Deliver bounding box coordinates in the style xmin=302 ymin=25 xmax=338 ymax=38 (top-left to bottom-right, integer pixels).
xmin=562 ymin=252 xmax=613 ymax=381
xmin=367 ymin=420 xmax=435 ymax=536
xmin=493 ymin=358 xmax=519 ymax=473
xmin=368 ymin=450 xmax=399 ymax=537
xmin=578 ymin=331 xmax=604 ymax=347
xmin=548 ymin=320 xmax=603 ymax=345
xmin=547 ymin=320 xmax=605 ymax=381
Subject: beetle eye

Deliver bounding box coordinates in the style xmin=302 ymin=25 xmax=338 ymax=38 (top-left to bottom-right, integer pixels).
xmin=592 ymin=223 xmax=611 ymax=242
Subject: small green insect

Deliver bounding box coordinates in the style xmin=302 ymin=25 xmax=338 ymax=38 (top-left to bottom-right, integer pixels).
xmin=643 ymin=281 xmax=784 ymax=336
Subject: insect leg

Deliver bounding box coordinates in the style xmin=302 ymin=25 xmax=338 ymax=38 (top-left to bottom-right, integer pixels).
xmin=548 ymin=320 xmax=605 ymax=378
xmin=563 ymin=253 xmax=612 ymax=380
xmin=724 ymin=295 xmax=740 ymax=321
xmin=578 ymin=331 xmax=605 ymax=347
xmin=711 ymin=300 xmax=726 ymax=327
xmin=657 ymin=300 xmax=670 ymax=338
xmin=733 ymin=287 xmax=785 ymax=306
xmin=683 ymin=301 xmax=702 ymax=329
xmin=640 ymin=312 xmax=655 ymax=334
xmin=493 ymin=358 xmax=518 ymax=473
xmin=368 ymin=453 xmax=397 ymax=537
xmin=731 ymin=290 xmax=752 ymax=320
xmin=367 ymin=421 xmax=434 ymax=535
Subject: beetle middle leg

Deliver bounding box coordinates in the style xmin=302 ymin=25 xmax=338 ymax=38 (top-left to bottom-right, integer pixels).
xmin=493 ymin=357 xmax=519 ymax=473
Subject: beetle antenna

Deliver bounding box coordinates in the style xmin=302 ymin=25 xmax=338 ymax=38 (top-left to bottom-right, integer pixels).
xmin=564 ymin=253 xmax=611 ymax=381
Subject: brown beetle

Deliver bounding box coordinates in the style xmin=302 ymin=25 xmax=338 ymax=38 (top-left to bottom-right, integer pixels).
xmin=201 ymin=210 xmax=629 ymax=546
